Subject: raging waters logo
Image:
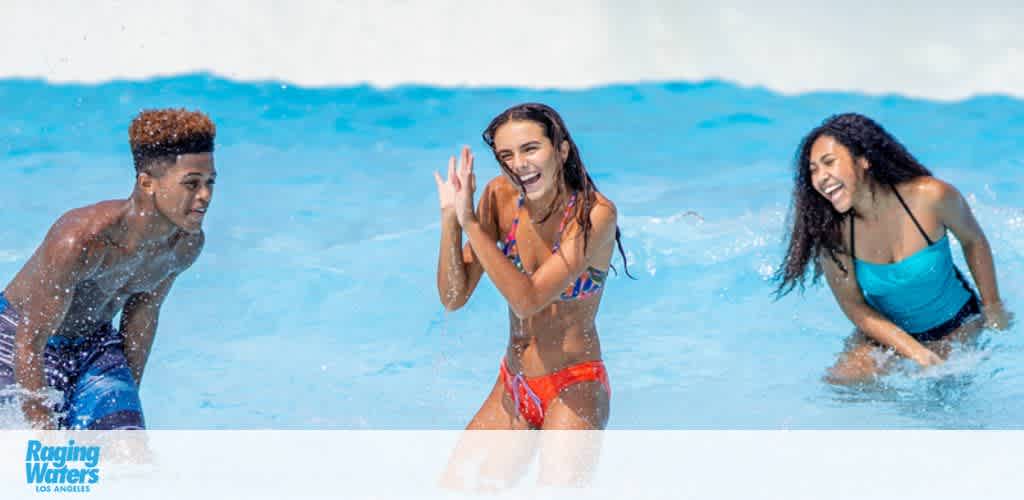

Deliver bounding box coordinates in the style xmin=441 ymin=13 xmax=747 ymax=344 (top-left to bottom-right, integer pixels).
xmin=25 ymin=440 xmax=100 ymax=494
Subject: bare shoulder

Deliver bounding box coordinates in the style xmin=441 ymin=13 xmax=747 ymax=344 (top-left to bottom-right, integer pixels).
xmin=486 ymin=175 xmax=519 ymax=205
xmin=481 ymin=176 xmax=522 ymax=228
xmin=589 ymin=191 xmax=618 ymax=226
xmin=899 ymin=176 xmax=960 ymax=208
xmin=565 ymin=191 xmax=617 ymax=246
xmin=7 ymin=202 xmax=124 ymax=290
xmin=44 ymin=201 xmax=125 ymax=263
xmin=53 ymin=200 xmax=124 ymax=237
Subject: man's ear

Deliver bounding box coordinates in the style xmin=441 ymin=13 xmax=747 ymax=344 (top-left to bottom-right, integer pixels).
xmin=137 ymin=172 xmax=156 ymax=194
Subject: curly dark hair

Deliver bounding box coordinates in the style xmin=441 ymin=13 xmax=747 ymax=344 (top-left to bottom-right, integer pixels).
xmin=773 ymin=113 xmax=932 ymax=297
xmin=129 ymin=109 xmax=216 ymax=175
xmin=482 ymin=103 xmax=633 ymax=278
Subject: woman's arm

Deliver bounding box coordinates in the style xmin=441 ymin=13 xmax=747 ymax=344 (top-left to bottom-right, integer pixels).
xmin=462 ymin=205 xmax=615 ymax=318
xmin=453 ymin=147 xmax=616 ymax=318
xmin=822 ymin=251 xmax=943 ymax=366
xmin=932 ymin=179 xmax=1009 ymax=329
xmin=435 ymin=151 xmax=495 ymax=311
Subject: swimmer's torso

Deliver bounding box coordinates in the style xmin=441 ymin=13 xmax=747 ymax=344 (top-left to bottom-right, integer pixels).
xmin=3 ymin=201 xmax=200 ymax=338
xmin=489 ymin=179 xmax=612 ymax=376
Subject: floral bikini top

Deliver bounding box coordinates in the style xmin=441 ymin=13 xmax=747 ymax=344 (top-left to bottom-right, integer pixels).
xmin=498 ymin=192 xmax=607 ymax=301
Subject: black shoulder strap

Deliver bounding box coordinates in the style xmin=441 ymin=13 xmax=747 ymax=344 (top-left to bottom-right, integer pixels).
xmin=891 ymin=184 xmax=934 ymax=245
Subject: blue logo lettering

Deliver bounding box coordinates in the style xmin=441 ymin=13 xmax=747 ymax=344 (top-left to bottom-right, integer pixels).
xmin=24 ymin=440 xmax=101 ymax=493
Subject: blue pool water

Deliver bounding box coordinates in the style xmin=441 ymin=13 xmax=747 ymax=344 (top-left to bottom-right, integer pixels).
xmin=0 ymin=75 xmax=1021 ymax=429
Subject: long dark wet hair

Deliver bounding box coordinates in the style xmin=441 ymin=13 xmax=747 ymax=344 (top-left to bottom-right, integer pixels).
xmin=773 ymin=113 xmax=932 ymax=297
xmin=483 ymin=102 xmax=634 ymax=278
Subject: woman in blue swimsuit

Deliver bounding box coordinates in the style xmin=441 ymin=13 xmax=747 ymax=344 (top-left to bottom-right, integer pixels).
xmin=774 ymin=113 xmax=1010 ymax=383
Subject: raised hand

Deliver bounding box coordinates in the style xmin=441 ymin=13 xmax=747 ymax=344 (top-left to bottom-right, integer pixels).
xmin=433 ymin=155 xmax=459 ymax=216
xmin=452 ymin=146 xmax=477 ymax=227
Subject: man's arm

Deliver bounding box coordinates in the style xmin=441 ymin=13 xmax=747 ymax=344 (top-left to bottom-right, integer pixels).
xmin=12 ymin=219 xmax=101 ymax=427
xmin=120 ymin=232 xmax=203 ymax=386
xmin=119 ymin=275 xmax=178 ymax=386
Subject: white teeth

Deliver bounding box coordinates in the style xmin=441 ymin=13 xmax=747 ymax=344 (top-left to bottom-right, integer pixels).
xmin=824 ymin=184 xmax=842 ymax=195
xmin=519 ymin=173 xmax=540 ymax=184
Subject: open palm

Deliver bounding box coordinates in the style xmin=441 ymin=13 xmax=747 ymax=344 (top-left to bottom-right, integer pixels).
xmin=433 ymin=157 xmax=459 ymax=212
xmin=434 ymin=146 xmax=476 ymax=225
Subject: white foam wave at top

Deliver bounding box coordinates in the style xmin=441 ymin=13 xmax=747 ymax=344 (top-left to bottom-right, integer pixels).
xmin=1 ymin=1 xmax=1022 ymax=100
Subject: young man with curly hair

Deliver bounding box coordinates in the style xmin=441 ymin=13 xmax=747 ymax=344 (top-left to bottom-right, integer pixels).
xmin=0 ymin=109 xmax=217 ymax=429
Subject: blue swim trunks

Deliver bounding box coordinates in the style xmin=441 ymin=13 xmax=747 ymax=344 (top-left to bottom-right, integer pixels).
xmin=0 ymin=293 xmax=145 ymax=429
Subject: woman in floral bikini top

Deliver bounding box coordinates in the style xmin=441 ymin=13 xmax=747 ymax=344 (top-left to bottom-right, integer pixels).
xmin=434 ymin=103 xmax=632 ymax=438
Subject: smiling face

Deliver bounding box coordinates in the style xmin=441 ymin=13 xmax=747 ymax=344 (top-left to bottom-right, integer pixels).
xmin=491 ymin=120 xmax=569 ymax=201
xmin=142 ymin=152 xmax=216 ymax=234
xmin=807 ymin=135 xmax=871 ymax=214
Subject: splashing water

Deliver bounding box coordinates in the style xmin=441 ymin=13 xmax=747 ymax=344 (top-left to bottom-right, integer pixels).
xmin=0 ymin=75 xmax=1021 ymax=429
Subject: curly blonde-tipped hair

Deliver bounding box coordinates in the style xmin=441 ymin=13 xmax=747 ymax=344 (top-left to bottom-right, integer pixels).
xmin=129 ymin=109 xmax=215 ymax=175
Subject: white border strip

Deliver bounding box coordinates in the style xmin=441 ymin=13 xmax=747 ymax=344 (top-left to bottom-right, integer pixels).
xmin=2 ymin=430 xmax=1022 ymax=499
